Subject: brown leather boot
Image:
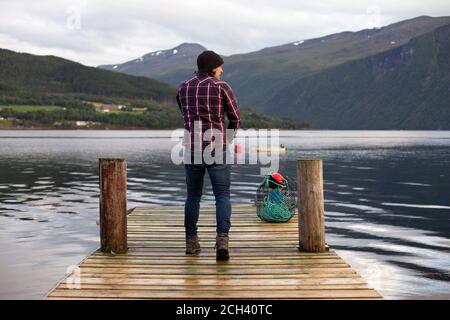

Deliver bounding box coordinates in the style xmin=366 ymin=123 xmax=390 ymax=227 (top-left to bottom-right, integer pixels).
xmin=215 ymin=233 xmax=229 ymax=261
xmin=185 ymin=235 xmax=201 ymax=254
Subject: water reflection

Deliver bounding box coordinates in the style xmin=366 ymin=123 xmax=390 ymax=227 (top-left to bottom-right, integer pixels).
xmin=0 ymin=130 xmax=449 ymax=299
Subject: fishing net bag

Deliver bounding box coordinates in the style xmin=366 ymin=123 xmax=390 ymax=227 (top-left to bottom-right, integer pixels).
xmin=255 ymin=173 xmax=297 ymax=222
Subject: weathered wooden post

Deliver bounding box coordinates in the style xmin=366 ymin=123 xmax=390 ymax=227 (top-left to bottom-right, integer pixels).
xmin=297 ymin=159 xmax=326 ymax=252
xmin=99 ymin=158 xmax=127 ymax=254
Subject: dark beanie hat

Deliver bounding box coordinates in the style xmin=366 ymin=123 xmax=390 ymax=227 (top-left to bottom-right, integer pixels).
xmin=197 ymin=50 xmax=224 ymax=72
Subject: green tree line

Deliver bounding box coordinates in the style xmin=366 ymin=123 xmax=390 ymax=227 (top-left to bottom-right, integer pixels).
xmin=0 ymin=104 xmax=309 ymax=129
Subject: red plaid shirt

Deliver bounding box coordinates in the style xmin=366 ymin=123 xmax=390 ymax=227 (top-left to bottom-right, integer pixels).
xmin=176 ymin=72 xmax=241 ymax=151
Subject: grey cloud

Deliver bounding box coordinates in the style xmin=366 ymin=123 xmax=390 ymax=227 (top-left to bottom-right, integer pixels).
xmin=0 ymin=0 xmax=449 ymax=66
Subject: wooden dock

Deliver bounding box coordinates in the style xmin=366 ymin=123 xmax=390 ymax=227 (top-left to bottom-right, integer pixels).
xmin=46 ymin=204 xmax=382 ymax=300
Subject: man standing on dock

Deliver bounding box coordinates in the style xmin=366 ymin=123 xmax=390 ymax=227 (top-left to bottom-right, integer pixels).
xmin=176 ymin=50 xmax=241 ymax=261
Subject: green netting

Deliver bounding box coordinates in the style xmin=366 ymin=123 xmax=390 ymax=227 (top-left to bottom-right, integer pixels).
xmin=256 ymin=176 xmax=297 ymax=222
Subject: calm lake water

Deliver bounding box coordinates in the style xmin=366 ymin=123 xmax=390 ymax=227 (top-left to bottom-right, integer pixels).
xmin=0 ymin=130 xmax=449 ymax=299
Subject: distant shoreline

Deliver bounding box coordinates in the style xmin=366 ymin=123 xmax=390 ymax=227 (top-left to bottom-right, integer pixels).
xmin=1 ymin=128 xmax=449 ymax=131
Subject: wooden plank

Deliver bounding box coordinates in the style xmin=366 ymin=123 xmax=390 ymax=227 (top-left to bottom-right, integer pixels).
xmin=126 ymin=243 xmax=300 ymax=248
xmin=128 ymin=230 xmax=298 ymax=233
xmin=56 ymin=283 xmax=370 ymax=291
xmin=127 ymin=235 xmax=301 ymax=240
xmin=126 ymin=234 xmax=300 ymax=238
xmin=48 ymin=289 xmax=382 ymax=299
xmin=62 ymin=277 xmax=368 ymax=286
xmin=81 ymin=263 xmax=350 ymax=269
xmin=128 ymin=217 xmax=297 ymax=221
xmin=46 ymin=297 xmax=382 ymax=300
xmin=130 ymin=207 xmax=272 ymax=212
xmin=122 ymin=247 xmax=336 ymax=254
xmin=76 ymin=273 xmax=363 ymax=279
xmin=89 ymin=254 xmax=340 ymax=260
xmin=76 ymin=267 xmax=357 ymax=275
xmin=84 ymin=258 xmax=347 ymax=265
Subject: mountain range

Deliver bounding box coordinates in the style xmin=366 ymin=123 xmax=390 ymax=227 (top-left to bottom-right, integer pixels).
xmin=99 ymin=15 xmax=450 ymax=129
xmin=0 ymin=48 xmax=175 ymax=105
xmin=0 ymin=47 xmax=309 ymax=129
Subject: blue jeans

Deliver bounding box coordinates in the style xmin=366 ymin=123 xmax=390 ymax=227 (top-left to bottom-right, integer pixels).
xmin=184 ymin=154 xmax=232 ymax=237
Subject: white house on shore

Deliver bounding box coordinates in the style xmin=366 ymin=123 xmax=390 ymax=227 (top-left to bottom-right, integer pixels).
xmin=76 ymin=121 xmax=99 ymax=127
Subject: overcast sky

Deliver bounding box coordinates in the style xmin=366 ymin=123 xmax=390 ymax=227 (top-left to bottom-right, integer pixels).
xmin=0 ymin=0 xmax=449 ymax=66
